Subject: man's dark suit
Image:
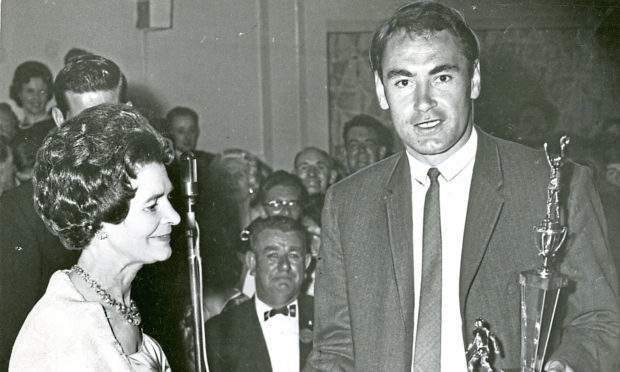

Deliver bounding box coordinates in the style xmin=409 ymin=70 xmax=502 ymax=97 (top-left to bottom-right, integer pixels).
xmin=0 ymin=182 xmax=79 ymax=370
xmin=304 ymin=128 xmax=620 ymax=371
xmin=206 ymin=295 xmax=314 ymax=371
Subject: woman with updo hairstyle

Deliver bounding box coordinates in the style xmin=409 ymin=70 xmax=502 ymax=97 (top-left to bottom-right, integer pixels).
xmin=9 ymin=104 xmax=180 ymax=372
xmin=9 ymin=61 xmax=55 ymax=181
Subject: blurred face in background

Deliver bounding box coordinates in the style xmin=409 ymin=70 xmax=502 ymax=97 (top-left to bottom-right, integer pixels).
xmin=345 ymin=126 xmax=386 ymax=173
xmin=222 ymin=158 xmax=251 ymax=202
xmin=19 ymin=77 xmax=51 ymax=118
xmin=607 ymin=163 xmax=620 ymax=188
xmin=263 ymin=185 xmax=303 ymax=220
xmin=169 ymin=114 xmax=199 ymax=153
xmin=294 ymin=148 xmax=335 ymax=195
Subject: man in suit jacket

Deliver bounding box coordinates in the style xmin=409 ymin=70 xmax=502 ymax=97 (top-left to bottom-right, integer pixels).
xmin=304 ymin=2 xmax=620 ymax=372
xmin=206 ymin=216 xmax=314 ymax=371
xmin=0 ymin=55 xmax=127 ymax=370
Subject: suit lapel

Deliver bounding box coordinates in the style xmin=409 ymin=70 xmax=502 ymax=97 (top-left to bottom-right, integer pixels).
xmin=298 ymin=295 xmax=314 ymax=368
xmin=459 ymin=129 xmax=505 ymax=315
xmin=384 ymin=153 xmax=415 ymax=333
xmin=243 ymin=298 xmax=273 ymax=371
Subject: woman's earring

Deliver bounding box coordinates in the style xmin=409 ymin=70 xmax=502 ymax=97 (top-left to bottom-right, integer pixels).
xmin=95 ymin=230 xmax=108 ymax=240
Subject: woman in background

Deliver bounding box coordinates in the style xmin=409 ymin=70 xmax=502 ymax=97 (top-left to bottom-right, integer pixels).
xmin=9 ymin=61 xmax=55 ymax=181
xmin=9 ymin=104 xmax=180 ymax=371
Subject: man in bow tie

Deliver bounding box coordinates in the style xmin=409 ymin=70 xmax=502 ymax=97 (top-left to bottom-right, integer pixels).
xmin=206 ymin=216 xmax=314 ymax=372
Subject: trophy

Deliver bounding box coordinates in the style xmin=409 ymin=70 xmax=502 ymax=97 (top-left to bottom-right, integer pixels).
xmin=514 ymin=136 xmax=571 ymax=372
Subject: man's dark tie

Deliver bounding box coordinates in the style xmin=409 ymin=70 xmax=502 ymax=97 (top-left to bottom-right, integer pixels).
xmin=264 ymin=304 xmax=297 ymax=321
xmin=414 ymin=167 xmax=442 ymax=370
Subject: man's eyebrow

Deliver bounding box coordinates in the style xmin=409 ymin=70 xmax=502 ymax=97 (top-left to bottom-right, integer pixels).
xmin=386 ymin=69 xmax=414 ymax=80
xmin=429 ymin=64 xmax=459 ymax=75
xmin=385 ymin=64 xmax=460 ymax=80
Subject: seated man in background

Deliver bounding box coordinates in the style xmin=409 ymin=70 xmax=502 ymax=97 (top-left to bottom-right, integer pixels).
xmin=206 ymin=216 xmax=314 ymax=372
xmin=0 ymin=54 xmax=126 ymax=370
xmin=343 ymin=114 xmax=390 ymax=174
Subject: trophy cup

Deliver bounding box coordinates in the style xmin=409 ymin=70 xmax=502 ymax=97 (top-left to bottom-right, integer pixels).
xmin=507 ymin=136 xmax=571 ymax=372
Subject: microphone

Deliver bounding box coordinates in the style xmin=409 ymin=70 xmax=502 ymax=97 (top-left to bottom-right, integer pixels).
xmin=180 ymin=151 xmax=210 ymax=371
xmin=180 ymin=151 xmax=198 ymax=230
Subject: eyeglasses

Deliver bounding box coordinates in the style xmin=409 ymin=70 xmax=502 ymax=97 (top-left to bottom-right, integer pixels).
xmin=264 ymin=200 xmax=301 ymax=211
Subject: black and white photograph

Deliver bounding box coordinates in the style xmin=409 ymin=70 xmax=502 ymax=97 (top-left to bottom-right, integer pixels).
xmin=0 ymin=0 xmax=619 ymax=371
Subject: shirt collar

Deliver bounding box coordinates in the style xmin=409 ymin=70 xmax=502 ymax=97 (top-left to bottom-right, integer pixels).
xmin=255 ymin=296 xmax=299 ymax=323
xmin=407 ymin=127 xmax=478 ymax=185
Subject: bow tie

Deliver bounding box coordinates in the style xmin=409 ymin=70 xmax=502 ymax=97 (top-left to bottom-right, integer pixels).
xmin=264 ymin=304 xmax=297 ymax=321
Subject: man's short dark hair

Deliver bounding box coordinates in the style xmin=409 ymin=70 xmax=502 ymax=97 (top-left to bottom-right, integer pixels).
xmin=247 ymin=216 xmax=309 ymax=254
xmin=54 ymin=54 xmax=127 ymax=116
xmin=260 ymin=170 xmax=308 ymax=203
xmin=343 ymin=114 xmax=392 ymax=151
xmin=33 ymin=104 xmax=169 ymax=250
xmin=64 ymin=47 xmax=92 ymax=65
xmin=369 ymin=1 xmax=480 ymax=76
xmin=164 ymin=106 xmax=199 ymax=134
xmin=10 ymin=61 xmax=54 ymax=107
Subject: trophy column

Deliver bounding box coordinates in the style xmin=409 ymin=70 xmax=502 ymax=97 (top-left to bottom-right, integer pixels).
xmin=519 ymin=260 xmax=568 ymax=371
xmin=516 ymin=136 xmax=570 ymax=372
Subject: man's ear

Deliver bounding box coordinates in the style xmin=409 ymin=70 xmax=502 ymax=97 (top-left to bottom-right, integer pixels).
xmin=304 ymin=253 xmax=312 ymax=270
xmin=374 ymin=71 xmax=389 ymax=110
xmin=51 ymin=107 xmax=65 ymax=128
xmin=378 ymin=145 xmax=387 ymax=160
xmin=245 ymin=251 xmax=256 ymax=276
xmin=470 ymin=59 xmax=481 ymax=100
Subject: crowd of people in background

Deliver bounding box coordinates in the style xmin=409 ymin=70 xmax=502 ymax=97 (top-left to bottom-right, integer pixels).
xmin=0 ymin=18 xmax=619 ymax=370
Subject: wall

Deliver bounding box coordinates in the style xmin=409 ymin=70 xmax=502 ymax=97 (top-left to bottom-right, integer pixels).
xmin=0 ymin=0 xmax=610 ymax=170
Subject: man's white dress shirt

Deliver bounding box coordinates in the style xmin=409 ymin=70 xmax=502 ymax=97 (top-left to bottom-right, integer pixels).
xmin=408 ymin=128 xmax=478 ymax=371
xmin=255 ymin=297 xmax=300 ymax=372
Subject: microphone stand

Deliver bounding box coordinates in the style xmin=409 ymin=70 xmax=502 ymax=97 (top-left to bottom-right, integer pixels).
xmin=180 ymin=151 xmax=209 ymax=372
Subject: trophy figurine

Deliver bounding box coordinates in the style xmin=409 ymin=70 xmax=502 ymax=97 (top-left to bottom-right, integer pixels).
xmin=516 ymin=136 xmax=571 ymax=372
xmin=466 ymin=318 xmax=501 ymax=372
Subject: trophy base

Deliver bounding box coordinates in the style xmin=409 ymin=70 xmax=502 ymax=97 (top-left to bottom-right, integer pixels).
xmin=501 ymin=369 xmax=534 ymax=372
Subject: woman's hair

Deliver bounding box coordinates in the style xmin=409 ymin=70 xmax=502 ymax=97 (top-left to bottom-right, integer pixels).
xmin=9 ymin=61 xmax=54 ymax=107
xmin=33 ymin=104 xmax=171 ymax=249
